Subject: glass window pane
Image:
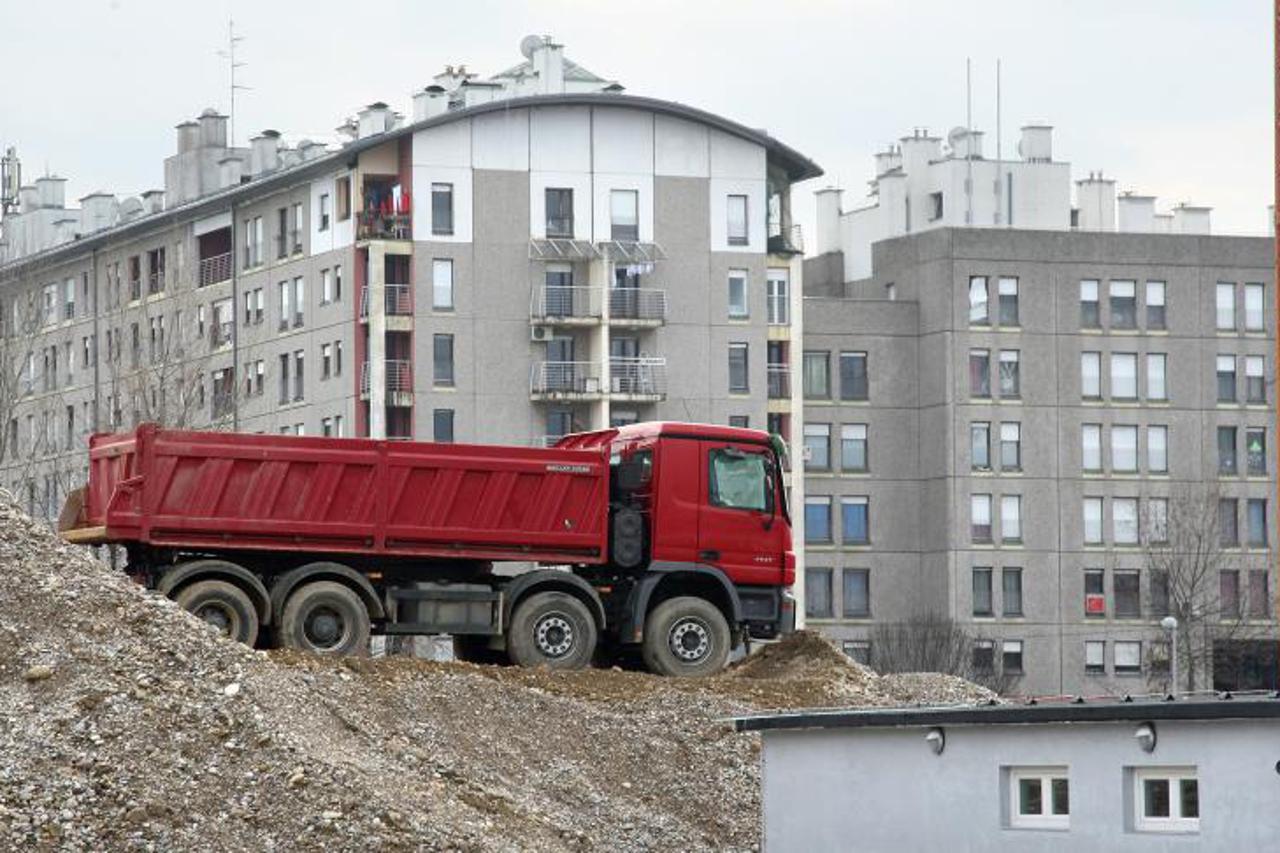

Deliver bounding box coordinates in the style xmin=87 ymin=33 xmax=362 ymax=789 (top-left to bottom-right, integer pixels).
xmin=1114 ymin=499 xmax=1139 ymax=544
xmin=998 ymin=277 xmax=1019 ymax=325
xmin=843 ymin=569 xmax=870 ymax=617
xmin=1216 ymin=282 xmax=1236 ymax=329
xmin=1081 ymin=352 xmax=1101 ymax=398
xmin=1018 ymin=778 xmax=1042 ymax=816
xmin=1179 ymin=779 xmax=1199 ymax=819
xmin=709 ymin=450 xmax=768 ymax=511
xmin=840 ymin=352 xmax=868 ymax=400
xmin=1245 ymin=283 xmax=1265 ymax=331
xmin=998 ymin=350 xmax=1020 ymax=397
xmin=968 ymin=276 xmax=989 ymax=324
xmin=842 ymin=497 xmax=869 ymax=544
xmin=1144 ymin=779 xmax=1171 ymax=818
xmin=1112 ymin=426 xmax=1138 ymax=472
xmin=1111 ymin=353 xmax=1137 ymax=399
xmin=804 ymin=568 xmax=832 ymax=618
xmin=971 ymin=422 xmax=990 ymax=469
xmin=1115 ymin=639 xmax=1142 ymax=669
xmin=803 ymin=423 xmax=830 ymax=470
xmin=1001 ymin=496 xmax=1021 ymax=542
xmin=1051 ymin=778 xmax=1069 ymax=816
xmin=970 ymin=350 xmax=991 ymax=397
xmin=1148 ymin=426 xmax=1168 ymax=473
xmin=1146 ymin=354 xmax=1167 ymax=400
xmin=805 ymin=497 xmax=832 ymax=543
xmin=972 ymin=568 xmax=992 ymax=615
xmin=1082 ymin=424 xmax=1102 ymax=471
xmin=804 ymin=351 xmax=830 ymax=398
xmin=1083 ymin=498 xmax=1103 ymax=544
xmin=1002 ymin=568 xmax=1023 ymax=615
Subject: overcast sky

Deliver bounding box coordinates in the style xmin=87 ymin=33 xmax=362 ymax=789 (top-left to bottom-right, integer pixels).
xmin=2 ymin=0 xmax=1271 ymax=237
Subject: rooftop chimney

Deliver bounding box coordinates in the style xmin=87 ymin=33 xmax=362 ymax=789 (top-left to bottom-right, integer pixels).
xmin=297 ymin=140 xmax=327 ymax=161
xmin=250 ymin=129 xmax=281 ymax=175
xmin=176 ymin=120 xmax=200 ymax=154
xmin=1018 ymin=124 xmax=1053 ymax=162
xmin=949 ymin=128 xmax=985 ymax=160
xmin=357 ymin=102 xmax=392 ymax=138
xmin=18 ymin=185 xmax=38 ymax=213
xmin=140 ymin=189 xmax=165 ymax=214
xmin=1171 ymin=203 xmax=1211 ymax=235
xmin=34 ymin=175 xmax=67 ymax=209
xmin=198 ymin=108 xmax=229 ymax=148
xmin=528 ymin=36 xmax=566 ymax=94
xmin=1116 ymin=192 xmax=1156 ymax=233
xmin=335 ymin=119 xmax=358 ymax=145
xmin=1075 ymin=171 xmax=1116 ymax=231
xmin=413 ymin=85 xmax=449 ymax=121
xmin=218 ymin=155 xmax=245 ymax=189
xmin=873 ymin=145 xmax=902 ymax=177
xmin=79 ymin=191 xmax=119 ymax=233
xmin=814 ymin=187 xmax=844 ymax=256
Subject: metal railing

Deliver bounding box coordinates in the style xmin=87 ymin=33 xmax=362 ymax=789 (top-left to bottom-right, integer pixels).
xmin=610 ymin=357 xmax=667 ymax=397
xmin=767 ymin=364 xmax=790 ymax=399
xmin=360 ymin=360 xmax=414 ymax=396
xmin=609 ymin=288 xmax=667 ymax=322
xmin=530 ymin=361 xmax=603 ymax=396
xmin=199 ymin=252 xmax=232 ymax=287
xmin=359 ymin=285 xmax=414 ymax=317
xmin=356 ymin=210 xmax=411 ymax=241
xmin=530 ymin=285 xmax=601 ymax=322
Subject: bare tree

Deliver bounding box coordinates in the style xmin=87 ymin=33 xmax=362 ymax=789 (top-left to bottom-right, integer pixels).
xmin=871 ymin=613 xmax=1016 ymax=694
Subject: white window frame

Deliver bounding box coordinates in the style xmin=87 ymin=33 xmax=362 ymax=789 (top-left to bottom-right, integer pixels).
xmin=1081 ymin=352 xmax=1101 ymax=399
xmin=1111 ymin=425 xmax=1138 ymax=473
xmin=1114 ymin=497 xmax=1139 ymax=545
xmin=1133 ymin=767 xmax=1199 ymax=834
xmin=433 ymin=258 xmax=454 ymax=310
xmin=1083 ymin=497 xmax=1104 ymax=545
xmin=1245 ymin=282 xmax=1265 ymax=331
xmin=968 ymin=276 xmax=989 ymax=325
xmin=1215 ymin=282 xmax=1235 ymax=330
xmin=1146 ymin=353 xmax=1167 ymax=401
xmin=1008 ymin=766 xmax=1070 ymax=830
xmin=1148 ymin=426 xmax=1169 ymax=473
xmin=728 ymin=269 xmax=749 ymax=319
xmin=1082 ymin=424 xmax=1102 ymax=472
xmin=1000 ymin=494 xmax=1022 ymax=543
xmin=1111 ymin=352 xmax=1138 ymax=400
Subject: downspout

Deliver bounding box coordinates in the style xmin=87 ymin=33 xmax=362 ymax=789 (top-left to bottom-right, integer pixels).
xmin=230 ymin=199 xmax=239 ymax=431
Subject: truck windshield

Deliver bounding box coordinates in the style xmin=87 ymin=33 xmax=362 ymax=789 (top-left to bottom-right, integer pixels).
xmin=709 ymin=449 xmax=770 ymax=511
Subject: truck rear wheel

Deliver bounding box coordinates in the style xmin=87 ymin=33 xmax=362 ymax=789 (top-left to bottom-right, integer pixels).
xmin=279 ymin=581 xmax=370 ymax=656
xmin=175 ymin=579 xmax=260 ymax=647
xmin=641 ymin=596 xmax=731 ymax=677
xmin=507 ymin=591 xmax=597 ymax=670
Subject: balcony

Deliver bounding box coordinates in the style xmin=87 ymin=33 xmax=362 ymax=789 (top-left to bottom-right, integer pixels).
xmin=530 ymin=286 xmax=601 ymax=325
xmin=767 ymin=364 xmax=790 ymax=399
xmin=609 ymin=288 xmax=667 ymax=326
xmin=609 ymin=357 xmax=667 ymax=400
xmin=767 ymin=223 xmax=804 ymax=256
xmin=356 ymin=210 xmax=411 ymax=242
xmin=359 ymin=285 xmax=414 ymax=319
xmin=530 ymin=361 xmax=604 ymax=400
xmin=199 ymin=252 xmax=232 ymax=287
xmin=360 ymin=360 xmax=414 ymax=402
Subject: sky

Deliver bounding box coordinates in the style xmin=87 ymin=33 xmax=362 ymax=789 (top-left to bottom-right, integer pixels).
xmin=1 ymin=0 xmax=1272 ymax=238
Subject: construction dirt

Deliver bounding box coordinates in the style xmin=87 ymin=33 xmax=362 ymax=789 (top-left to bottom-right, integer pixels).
xmin=0 ymin=498 xmax=994 ymax=851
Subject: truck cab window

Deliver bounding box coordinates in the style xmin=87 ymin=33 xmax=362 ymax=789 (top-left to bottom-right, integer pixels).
xmin=709 ymin=449 xmax=770 ymax=511
xmin=614 ymin=449 xmax=653 ymax=492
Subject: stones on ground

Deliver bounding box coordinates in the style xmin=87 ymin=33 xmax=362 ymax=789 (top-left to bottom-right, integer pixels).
xmin=22 ymin=664 xmax=53 ymax=682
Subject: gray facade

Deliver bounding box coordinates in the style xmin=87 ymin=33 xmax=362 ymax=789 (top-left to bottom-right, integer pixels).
xmin=802 ymin=227 xmax=1277 ymax=696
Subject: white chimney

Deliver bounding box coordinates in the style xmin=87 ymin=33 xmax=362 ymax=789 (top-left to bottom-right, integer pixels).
xmin=898 ymin=129 xmax=941 ymax=177
xmin=413 ymin=85 xmax=449 ymax=121
xmin=814 ymin=187 xmax=844 ymax=256
xmin=873 ymin=145 xmax=902 ymax=177
xmin=198 ymin=108 xmax=229 ymax=148
xmin=118 ymin=197 xmax=144 ymax=222
xmin=175 ymin=120 xmax=200 ymax=154
xmin=140 ymin=189 xmax=165 ymax=214
xmin=357 ymin=102 xmax=392 ymax=138
xmin=249 ymin=130 xmax=281 ymax=175
xmin=1171 ymin=203 xmax=1211 ymax=235
xmin=335 ymin=119 xmax=358 ymax=145
xmin=1018 ymin=124 xmax=1053 ymax=162
xmin=528 ymin=36 xmax=565 ymax=94
xmin=53 ymin=216 xmax=79 ymax=244
xmin=1116 ymin=193 xmax=1156 ymax=233
xmin=18 ymin=185 xmax=38 ymax=212
xmin=950 ymin=128 xmax=985 ymax=160
xmin=297 ymin=140 xmax=327 ymax=161
xmin=1075 ymin=172 xmax=1116 ymax=231
xmin=219 ymin=155 xmax=245 ymax=189
xmin=35 ymin=175 xmax=66 ymax=209
xmin=79 ymin=192 xmax=119 ymax=232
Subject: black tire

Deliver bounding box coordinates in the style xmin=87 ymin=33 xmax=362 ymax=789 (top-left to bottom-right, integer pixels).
xmin=279 ymin=580 xmax=371 ymax=656
xmin=641 ymin=596 xmax=731 ymax=677
xmin=451 ymin=634 xmax=509 ymax=666
xmin=507 ymin=591 xmax=597 ymax=670
xmin=175 ymin=579 xmax=260 ymax=647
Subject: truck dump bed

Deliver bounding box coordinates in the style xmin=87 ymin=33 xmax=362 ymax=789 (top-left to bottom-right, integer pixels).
xmin=66 ymin=425 xmax=610 ymax=564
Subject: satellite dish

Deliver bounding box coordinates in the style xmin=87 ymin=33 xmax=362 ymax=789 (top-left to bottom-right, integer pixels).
xmin=946 ymin=126 xmax=968 ymax=149
xmin=519 ymin=35 xmax=543 ymax=59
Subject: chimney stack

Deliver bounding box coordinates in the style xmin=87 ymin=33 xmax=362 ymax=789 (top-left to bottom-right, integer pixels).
xmin=34 ymin=175 xmax=67 ymax=209
xmin=175 ymin=120 xmax=200 ymax=154
xmin=1075 ymin=171 xmax=1116 ymax=231
xmin=140 ymin=189 xmax=165 ymax=214
xmin=250 ymin=129 xmax=281 ymax=175
xmin=413 ymin=85 xmax=449 ymax=120
xmin=1116 ymin=192 xmax=1156 ymax=233
xmin=357 ymin=102 xmax=392 ymax=138
xmin=1018 ymin=124 xmax=1053 ymax=162
xmin=814 ymin=187 xmax=844 ymax=256
xmin=198 ymin=108 xmax=228 ymax=148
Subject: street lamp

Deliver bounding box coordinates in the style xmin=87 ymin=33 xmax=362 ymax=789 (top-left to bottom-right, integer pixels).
xmin=1161 ymin=616 xmax=1179 ymax=696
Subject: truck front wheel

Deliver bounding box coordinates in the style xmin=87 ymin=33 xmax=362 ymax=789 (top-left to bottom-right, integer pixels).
xmin=641 ymin=596 xmax=731 ymax=677
xmin=507 ymin=591 xmax=597 ymax=670
xmin=279 ymin=581 xmax=371 ymax=656
xmin=175 ymin=579 xmax=260 ymax=647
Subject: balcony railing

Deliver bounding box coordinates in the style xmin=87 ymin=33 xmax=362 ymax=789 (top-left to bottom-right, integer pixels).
xmin=360 ymin=360 xmax=414 ymax=396
xmin=767 ymin=364 xmax=791 ymax=399
xmin=199 ymin=253 xmax=232 ymax=287
xmin=530 ymin=285 xmax=601 ymax=323
xmin=356 ymin=210 xmax=411 ymax=241
xmin=609 ymin=288 xmax=667 ymax=323
xmin=359 ymin=285 xmax=414 ymax=318
xmin=609 ymin=357 xmax=667 ymax=398
xmin=530 ymin=361 xmax=604 ymax=398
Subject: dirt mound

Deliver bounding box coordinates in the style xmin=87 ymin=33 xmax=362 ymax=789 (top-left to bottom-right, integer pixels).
xmin=0 ymin=497 xmax=993 ymax=851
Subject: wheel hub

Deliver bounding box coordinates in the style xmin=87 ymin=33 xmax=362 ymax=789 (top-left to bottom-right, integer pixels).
xmin=304 ymin=606 xmax=345 ymax=649
xmin=668 ymin=618 xmax=711 ymax=663
xmin=534 ymin=613 xmax=575 ymax=658
xmin=195 ymin=603 xmax=233 ymax=636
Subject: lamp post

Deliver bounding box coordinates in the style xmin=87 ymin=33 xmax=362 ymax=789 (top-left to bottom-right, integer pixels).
xmin=1161 ymin=615 xmax=1179 ymax=696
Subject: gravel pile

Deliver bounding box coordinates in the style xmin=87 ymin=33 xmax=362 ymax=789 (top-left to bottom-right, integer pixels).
xmin=0 ymin=498 xmax=992 ymax=851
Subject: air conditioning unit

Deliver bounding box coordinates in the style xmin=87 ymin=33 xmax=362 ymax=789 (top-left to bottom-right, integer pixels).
xmin=530 ymin=326 xmax=551 ymax=342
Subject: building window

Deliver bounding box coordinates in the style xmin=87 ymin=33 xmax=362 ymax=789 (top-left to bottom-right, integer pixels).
xmin=1110 ymin=280 xmax=1137 ymax=328
xmin=1133 ymin=767 xmax=1198 ymax=833
xmin=1248 ymin=499 xmax=1268 ymax=548
xmin=1081 ymin=352 xmax=1101 ymax=399
xmin=1221 ymin=569 xmax=1241 ymax=618
xmin=729 ymin=343 xmax=750 ymax=393
xmin=1245 ymin=282 xmax=1265 ymax=331
xmin=803 ymin=350 xmax=830 ymax=398
xmin=1083 ymin=497 xmax=1103 ymax=545
xmin=803 ymin=423 xmax=830 ymax=471
xmin=1009 ymin=767 xmax=1069 ymax=830
xmin=433 ymin=409 xmax=454 ymax=443
xmin=1002 ymin=568 xmax=1023 ymax=616
xmin=610 ymin=189 xmax=639 ymax=241
xmin=1080 ymin=279 xmax=1100 ymax=328
xmin=766 ymin=270 xmax=789 ymax=325
xmin=841 ymin=424 xmax=868 ymax=472
xmin=1245 ymin=355 xmax=1265 ymax=403
xmin=431 ymin=183 xmax=454 ymax=236
xmin=728 ymin=269 xmax=749 ymax=319
xmin=1249 ymin=569 xmax=1270 ymax=617
xmin=292 ymin=351 xmax=304 ymax=401
xmin=1084 ymin=569 xmax=1105 ymax=616
xmin=998 ymin=277 xmax=1019 ymax=326
xmin=433 ymin=334 xmax=454 ymax=386
xmin=804 ymin=496 xmax=832 ymax=543
xmin=839 ymin=351 xmax=868 ymax=400
xmin=318 ymin=193 xmax=330 ymax=231
xmin=1002 ymin=640 xmax=1024 ymax=674
xmin=293 ymin=277 xmax=305 ymax=327
xmin=433 ymin=259 xmax=454 ymax=310
xmin=1111 ymin=353 xmax=1137 ymax=400
xmin=1114 ymin=497 xmax=1139 ymax=545
xmin=842 ymin=496 xmax=869 ymax=545
xmin=842 ymin=641 xmax=872 ymax=666
xmin=321 ymin=343 xmax=333 ymax=380
xmin=1001 ymin=495 xmax=1022 ymax=544
xmin=843 ymin=568 xmax=870 ymax=617
xmin=805 ymin=567 xmax=833 ymax=618
xmin=545 ymin=188 xmax=574 ymax=238
xmin=968 ymin=276 xmax=989 ymax=325
xmin=928 ymin=191 xmax=944 ymax=220
xmin=1217 ymin=426 xmax=1238 ymax=475
xmin=998 ymin=350 xmax=1020 ymax=398
xmin=1146 ymin=281 xmax=1166 ymax=329
xmin=1085 ymin=641 xmax=1106 ymax=674
xmin=1146 ymin=353 xmax=1167 ymax=401
xmin=334 ymin=265 xmax=343 ymax=301
xmin=1216 ymin=355 xmax=1237 ymax=402
xmin=728 ymin=415 xmax=749 ymax=429
xmin=972 ymin=422 xmax=991 ymax=470
xmin=1114 ymin=571 xmax=1141 ymax=618
xmin=1114 ymin=641 xmax=1142 ymax=674
xmin=1247 ymin=428 xmax=1267 ymax=475
xmin=970 ymin=349 xmax=991 ymax=398
xmin=971 ymin=494 xmax=992 ymax=543
xmin=1216 ymin=282 xmax=1235 ymax=330
xmin=1148 ymin=426 xmax=1168 ymax=474
xmin=1219 ymin=498 xmax=1239 ymax=546
xmin=1081 ymin=424 xmax=1102 ymax=472
xmin=727 ymin=194 xmax=748 ymax=246
xmin=335 ymin=177 xmax=351 ymax=221
xmin=1000 ymin=422 xmax=1021 ymax=470
xmin=972 ymin=639 xmax=995 ymax=673
xmin=972 ymin=568 xmax=993 ymax=616
xmin=1112 ymin=425 xmax=1138 ymax=473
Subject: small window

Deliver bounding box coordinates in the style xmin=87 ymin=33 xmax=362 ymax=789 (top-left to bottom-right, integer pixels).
xmin=708 ymin=449 xmax=770 ymax=512
xmin=1217 ymin=355 xmax=1237 ymax=403
xmin=841 ymin=424 xmax=868 ymax=472
xmin=1081 ymin=352 xmax=1102 ymax=399
xmin=1221 ymin=570 xmax=1241 ymax=618
xmin=545 ymin=188 xmax=574 ymax=238
xmin=1083 ymin=497 xmax=1103 ymax=545
xmin=841 ymin=640 xmax=871 ymax=666
xmin=804 ymin=351 xmax=831 ymax=398
xmin=1115 ymin=640 xmax=1142 ymax=673
xmin=1246 ymin=428 xmax=1267 ymax=475
xmin=610 ymin=189 xmax=639 ymax=242
xmin=971 ymin=494 xmax=992 ymax=543
xmin=1111 ymin=353 xmax=1137 ymax=400
xmin=998 ymin=277 xmax=1019 ymax=326
xmin=968 ymin=276 xmax=989 ymax=325
xmin=728 ymin=270 xmax=749 ymax=319
xmin=998 ymin=350 xmax=1020 ymax=398
xmin=1245 ymin=356 xmax=1265 ymax=404
xmin=1146 ymin=354 xmax=1167 ymax=401
xmin=1216 ymin=282 xmax=1236 ymax=330
xmin=1110 ymin=280 xmax=1136 ymax=328
xmin=1002 ymin=567 xmax=1023 ymax=616
xmin=1248 ymin=499 xmax=1269 ymax=548
xmin=804 ymin=496 xmax=832 ymax=543
xmin=336 ymin=176 xmax=351 ymax=221
xmin=1114 ymin=498 xmax=1139 ymax=545
xmin=1148 ymin=498 xmax=1169 ymax=545
xmin=1081 ymin=424 xmax=1102 ymax=472
xmin=1248 ymin=568 xmax=1269 ymax=617
xmin=971 ymin=422 xmax=991 ymax=470
xmin=842 ymin=568 xmax=870 ymax=617
xmin=1084 ymin=568 xmax=1105 ymax=616
xmin=1245 ymin=282 xmax=1265 ymax=331
xmin=1001 ymin=495 xmax=1022 ymax=543
xmin=1009 ymin=767 xmax=1069 ymax=830
xmin=432 ymin=258 xmax=454 ymax=310
xmin=431 ymin=183 xmax=454 ymax=236
xmin=319 ymin=193 xmax=331 ymax=231
xmin=972 ymin=639 xmax=995 ymax=673
xmin=805 ymin=567 xmax=832 ymax=618
xmin=1085 ymin=641 xmax=1105 ymax=674
xmin=1079 ymin=279 xmax=1100 ymax=328
xmin=1146 ymin=281 xmax=1166 ymax=329
xmin=999 ymin=422 xmax=1021 ymax=471
xmin=1112 ymin=425 xmax=1138 ymax=472
xmin=433 ymin=334 xmax=454 ymax=386
xmin=729 ymin=343 xmax=750 ymax=393
xmin=1220 ymin=498 xmax=1239 ymax=546
xmin=727 ymin=194 xmax=749 ymax=246
xmin=1002 ymin=640 xmax=1024 ymax=674
xmin=839 ymin=352 xmax=868 ymax=400
xmin=972 ymin=567 xmax=993 ymax=616
xmin=928 ymin=191 xmax=944 ymax=221
xmin=433 ymin=408 xmax=454 ymax=443
xmin=1133 ymin=767 xmax=1198 ymax=833
xmin=803 ymin=423 xmax=830 ymax=471
xmin=970 ymin=349 xmax=991 ymax=398
xmin=1114 ymin=571 xmax=1141 ymax=618
xmin=841 ymin=496 xmax=869 ymax=545
xmin=1217 ymin=426 xmax=1238 ymax=476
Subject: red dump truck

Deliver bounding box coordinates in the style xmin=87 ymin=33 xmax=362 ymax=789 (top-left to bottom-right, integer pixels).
xmin=59 ymin=422 xmax=795 ymax=675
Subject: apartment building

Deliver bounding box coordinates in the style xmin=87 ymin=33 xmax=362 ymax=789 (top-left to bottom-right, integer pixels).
xmin=802 ymin=123 xmax=1275 ymax=695
xmin=0 ymin=37 xmax=819 ymax=529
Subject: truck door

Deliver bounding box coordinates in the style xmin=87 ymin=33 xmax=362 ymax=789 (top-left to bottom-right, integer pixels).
xmin=697 ymin=442 xmax=785 ymax=585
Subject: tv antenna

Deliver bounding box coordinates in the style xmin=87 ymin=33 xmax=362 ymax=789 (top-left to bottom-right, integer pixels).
xmin=217 ymin=18 xmax=251 ymax=146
